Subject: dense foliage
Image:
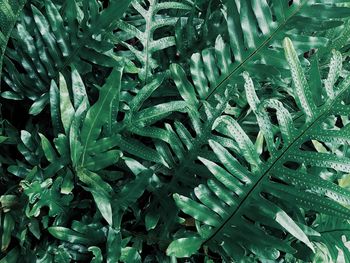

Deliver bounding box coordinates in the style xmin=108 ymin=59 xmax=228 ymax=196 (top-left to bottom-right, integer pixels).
xmin=2 ymin=0 xmax=350 ymax=262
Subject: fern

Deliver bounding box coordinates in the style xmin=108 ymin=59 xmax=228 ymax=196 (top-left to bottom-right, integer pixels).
xmin=115 ymin=0 xmax=192 ymax=82
xmin=167 ymin=38 xmax=350 ymax=261
xmin=135 ymin=0 xmax=350 ymax=242
xmin=175 ymin=0 xmax=350 ymax=111
xmin=156 ymin=0 xmax=350 ymax=177
xmin=1 ymin=0 xmax=133 ymax=113
xmin=2 ymin=0 xmax=350 ymax=262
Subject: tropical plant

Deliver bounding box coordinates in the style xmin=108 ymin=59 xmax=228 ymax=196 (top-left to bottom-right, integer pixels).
xmin=114 ymin=0 xmax=192 ymax=82
xmin=2 ymin=0 xmax=132 ymax=113
xmin=168 ymin=38 xmax=350 ymax=262
xmin=1 ymin=0 xmax=350 ymax=262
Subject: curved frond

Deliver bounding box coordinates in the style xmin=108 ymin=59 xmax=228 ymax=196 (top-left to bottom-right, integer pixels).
xmin=175 ymin=0 xmax=350 ymax=110
xmin=168 ymin=38 xmax=350 ymax=261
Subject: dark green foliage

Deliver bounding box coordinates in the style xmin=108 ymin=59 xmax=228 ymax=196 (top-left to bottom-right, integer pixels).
xmin=115 ymin=0 xmax=192 ymax=82
xmin=0 ymin=0 xmax=27 ymax=80
xmin=2 ymin=0 xmax=132 ymax=113
xmin=2 ymin=0 xmax=350 ymax=262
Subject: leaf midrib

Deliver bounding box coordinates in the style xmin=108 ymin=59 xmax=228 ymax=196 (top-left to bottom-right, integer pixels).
xmin=204 ymin=85 xmax=350 ymax=244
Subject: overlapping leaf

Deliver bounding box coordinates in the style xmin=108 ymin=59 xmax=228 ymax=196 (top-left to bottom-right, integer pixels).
xmin=1 ymin=0 xmax=132 ymax=113
xmin=169 ymin=38 xmax=350 ymax=261
xmin=2 ymin=0 xmax=350 ymax=262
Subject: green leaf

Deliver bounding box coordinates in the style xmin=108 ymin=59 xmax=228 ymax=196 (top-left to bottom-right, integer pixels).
xmin=70 ymin=98 xmax=89 ymax=168
xmin=120 ymin=247 xmax=141 ymax=263
xmin=89 ymin=246 xmax=103 ymax=263
xmin=71 ymin=66 xmax=89 ymax=109
xmin=77 ymin=169 xmax=113 ymax=225
xmin=48 ymin=227 xmax=93 ymax=245
xmin=61 ymin=169 xmax=74 ymax=195
xmin=0 ymin=195 xmax=17 ymax=212
xmin=80 ymin=67 xmax=122 ymax=164
xmin=117 ymin=137 xmax=166 ymax=166
xmin=128 ymin=74 xmax=165 ymax=112
xmin=1 ymin=213 xmax=14 ymax=251
xmin=325 ymin=49 xmax=342 ymax=99
xmin=173 ymin=194 xmax=221 ymax=227
xmin=107 ymin=227 xmax=121 ymax=263
xmin=166 ymin=236 xmax=203 ymax=258
xmin=29 ymin=94 xmax=49 ymax=116
xmin=21 ymin=177 xmax=73 ymax=218
xmin=91 ymin=191 xmax=113 ymax=226
xmin=59 ymin=73 xmax=75 ymax=134
xmin=145 ymin=208 xmax=160 ymax=231
xmin=301 ymin=4 xmax=350 ymax=19
xmin=114 ymin=162 xmax=152 ymax=211
xmin=50 ymin=80 xmax=64 ymax=135
xmin=39 ymin=133 xmax=57 ymax=163
xmin=0 ymin=247 xmax=19 ymax=263
xmin=171 ymin=63 xmax=199 ymax=107
xmin=134 ymin=101 xmax=188 ymax=127
xmin=84 ymin=150 xmax=121 ymax=171
xmin=98 ymin=0 xmax=133 ymax=29
xmin=283 ymin=37 xmax=317 ymax=121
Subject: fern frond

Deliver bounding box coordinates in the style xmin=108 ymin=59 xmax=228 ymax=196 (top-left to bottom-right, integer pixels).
xmin=168 ymin=38 xmax=350 ymax=261
xmin=154 ymin=0 xmax=350 ymax=185
xmin=115 ymin=0 xmax=192 ymax=82
xmin=174 ymin=0 xmax=350 ymax=113
xmin=141 ymin=1 xmax=350 ymax=243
